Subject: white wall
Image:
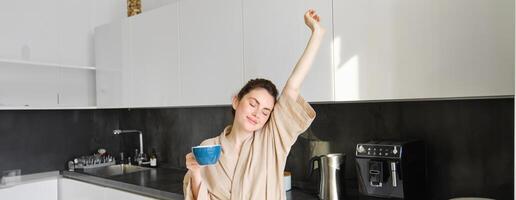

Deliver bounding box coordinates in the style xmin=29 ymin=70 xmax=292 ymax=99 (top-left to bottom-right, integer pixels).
xmin=142 ymin=0 xmax=178 ymax=11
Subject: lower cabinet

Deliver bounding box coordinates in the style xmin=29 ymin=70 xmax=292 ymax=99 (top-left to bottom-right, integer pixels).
xmin=59 ymin=178 xmax=157 ymax=200
xmin=0 ymin=178 xmax=58 ymax=200
xmin=104 ymin=187 xmax=157 ymax=200
xmin=59 ymin=178 xmax=105 ymax=200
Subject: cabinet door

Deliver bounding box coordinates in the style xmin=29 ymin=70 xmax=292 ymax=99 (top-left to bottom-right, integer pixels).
xmin=0 ymin=179 xmax=58 ymax=200
xmin=104 ymin=187 xmax=158 ymax=200
xmin=59 ymin=178 xmax=105 ymax=200
xmin=128 ymin=3 xmax=181 ymax=107
xmin=242 ymin=0 xmax=334 ymax=102
xmin=60 ymin=178 xmax=157 ymax=200
xmin=0 ymin=62 xmax=59 ymax=107
xmin=179 ymin=0 xmax=243 ymax=106
xmin=95 ymin=20 xmax=133 ymax=108
xmin=333 ymin=0 xmax=514 ymax=101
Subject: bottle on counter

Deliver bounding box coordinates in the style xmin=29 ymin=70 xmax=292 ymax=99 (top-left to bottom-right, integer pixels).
xmin=68 ymin=161 xmax=75 ymax=171
xmin=135 ymin=149 xmax=141 ymax=166
xmin=150 ymin=148 xmax=158 ymax=167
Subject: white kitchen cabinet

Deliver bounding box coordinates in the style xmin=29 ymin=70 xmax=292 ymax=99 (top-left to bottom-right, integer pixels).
xmin=59 ymin=178 xmax=105 ymax=200
xmin=178 ymin=0 xmax=244 ymax=106
xmin=333 ymin=0 xmax=514 ymax=101
xmin=104 ymin=187 xmax=158 ymax=200
xmin=0 ymin=178 xmax=58 ymax=200
xmin=128 ymin=3 xmax=181 ymax=107
xmin=59 ymin=178 xmax=157 ymax=200
xmin=95 ymin=0 xmax=513 ymax=108
xmin=242 ymin=0 xmax=334 ymax=102
xmin=95 ymin=20 xmax=133 ymax=108
xmin=96 ymin=3 xmax=181 ymax=108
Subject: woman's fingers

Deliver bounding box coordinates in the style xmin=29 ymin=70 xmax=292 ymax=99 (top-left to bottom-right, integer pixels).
xmin=305 ymin=9 xmax=319 ymax=21
xmin=186 ymin=153 xmax=200 ymax=170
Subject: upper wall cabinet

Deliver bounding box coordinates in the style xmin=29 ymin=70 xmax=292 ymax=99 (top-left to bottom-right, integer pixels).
xmin=128 ymin=4 xmax=181 ymax=107
xmin=179 ymin=0 xmax=243 ymax=106
xmin=95 ymin=20 xmax=132 ymax=108
xmin=96 ymin=0 xmax=242 ymax=108
xmin=333 ymin=0 xmax=514 ymax=101
xmin=96 ymin=3 xmax=181 ymax=108
xmin=95 ymin=0 xmax=513 ymax=108
xmin=242 ymin=0 xmax=334 ymax=102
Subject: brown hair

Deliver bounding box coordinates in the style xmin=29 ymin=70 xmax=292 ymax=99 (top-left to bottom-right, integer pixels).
xmin=232 ymin=78 xmax=278 ymax=114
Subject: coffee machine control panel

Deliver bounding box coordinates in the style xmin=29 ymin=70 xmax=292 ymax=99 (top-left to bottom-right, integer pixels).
xmin=356 ymin=144 xmax=402 ymax=159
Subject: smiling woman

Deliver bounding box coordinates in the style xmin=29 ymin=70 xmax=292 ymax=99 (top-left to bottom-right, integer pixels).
xmin=231 ymin=78 xmax=278 ymax=129
xmin=183 ymin=9 xmax=324 ymax=200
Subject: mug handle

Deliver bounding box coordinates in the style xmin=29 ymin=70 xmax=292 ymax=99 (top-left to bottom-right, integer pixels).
xmin=308 ymin=156 xmax=321 ymax=177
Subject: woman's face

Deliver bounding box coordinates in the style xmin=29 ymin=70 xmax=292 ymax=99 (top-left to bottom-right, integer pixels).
xmin=232 ymin=88 xmax=275 ymax=132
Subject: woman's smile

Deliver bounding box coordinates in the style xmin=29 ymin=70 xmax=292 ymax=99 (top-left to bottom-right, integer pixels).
xmin=246 ymin=116 xmax=258 ymax=125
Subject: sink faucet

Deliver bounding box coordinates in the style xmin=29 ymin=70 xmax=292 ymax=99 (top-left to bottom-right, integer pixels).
xmin=113 ymin=129 xmax=144 ymax=163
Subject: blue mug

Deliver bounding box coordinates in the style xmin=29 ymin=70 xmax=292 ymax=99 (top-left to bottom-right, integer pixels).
xmin=192 ymin=145 xmax=221 ymax=165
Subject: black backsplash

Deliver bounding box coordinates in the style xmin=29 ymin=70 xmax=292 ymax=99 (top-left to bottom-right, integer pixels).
xmin=0 ymin=98 xmax=513 ymax=199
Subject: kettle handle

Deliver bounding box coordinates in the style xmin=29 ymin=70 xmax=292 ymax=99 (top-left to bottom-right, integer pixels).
xmin=308 ymin=156 xmax=321 ymax=177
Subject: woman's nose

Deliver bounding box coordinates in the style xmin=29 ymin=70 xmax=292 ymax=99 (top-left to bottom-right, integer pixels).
xmin=251 ymin=109 xmax=258 ymax=116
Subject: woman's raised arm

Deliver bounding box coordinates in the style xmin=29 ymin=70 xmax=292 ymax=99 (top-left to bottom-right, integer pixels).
xmin=283 ymin=9 xmax=326 ymax=100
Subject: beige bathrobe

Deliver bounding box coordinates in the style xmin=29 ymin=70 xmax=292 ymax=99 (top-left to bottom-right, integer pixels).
xmin=183 ymin=95 xmax=316 ymax=200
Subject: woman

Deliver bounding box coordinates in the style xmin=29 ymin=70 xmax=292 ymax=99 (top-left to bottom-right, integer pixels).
xmin=183 ymin=9 xmax=325 ymax=200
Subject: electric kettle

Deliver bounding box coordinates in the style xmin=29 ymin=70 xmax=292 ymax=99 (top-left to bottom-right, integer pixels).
xmin=309 ymin=153 xmax=346 ymax=200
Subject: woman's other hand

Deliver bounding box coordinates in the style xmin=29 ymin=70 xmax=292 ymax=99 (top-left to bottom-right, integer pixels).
xmin=186 ymin=152 xmax=203 ymax=199
xmin=304 ymin=9 xmax=325 ymax=34
xmin=186 ymin=152 xmax=202 ymax=173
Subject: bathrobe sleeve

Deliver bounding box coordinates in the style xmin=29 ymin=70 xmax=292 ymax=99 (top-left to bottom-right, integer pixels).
xmin=266 ymin=94 xmax=316 ymax=155
xmin=183 ymin=170 xmax=211 ymax=200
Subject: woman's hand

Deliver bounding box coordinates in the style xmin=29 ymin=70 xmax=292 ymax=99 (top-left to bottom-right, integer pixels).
xmin=304 ymin=9 xmax=325 ymax=34
xmin=186 ymin=152 xmax=202 ymax=174
xmin=186 ymin=152 xmax=203 ymax=199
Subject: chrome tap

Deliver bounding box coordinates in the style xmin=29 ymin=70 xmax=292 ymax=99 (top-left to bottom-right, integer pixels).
xmin=113 ymin=129 xmax=144 ymax=164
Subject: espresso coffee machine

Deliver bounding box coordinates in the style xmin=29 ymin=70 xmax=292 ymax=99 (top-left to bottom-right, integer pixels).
xmin=355 ymin=141 xmax=425 ymax=199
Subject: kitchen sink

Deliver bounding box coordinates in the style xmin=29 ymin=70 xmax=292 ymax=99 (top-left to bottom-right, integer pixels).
xmin=81 ymin=164 xmax=151 ymax=177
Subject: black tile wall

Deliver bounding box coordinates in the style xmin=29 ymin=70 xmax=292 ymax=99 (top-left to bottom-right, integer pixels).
xmin=119 ymin=107 xmax=234 ymax=167
xmin=0 ymin=109 xmax=127 ymax=174
xmin=0 ymin=98 xmax=513 ymax=199
xmin=288 ymin=99 xmax=514 ymax=199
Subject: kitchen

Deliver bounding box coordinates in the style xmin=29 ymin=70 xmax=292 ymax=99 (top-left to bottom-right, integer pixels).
xmin=0 ymin=0 xmax=514 ymax=199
